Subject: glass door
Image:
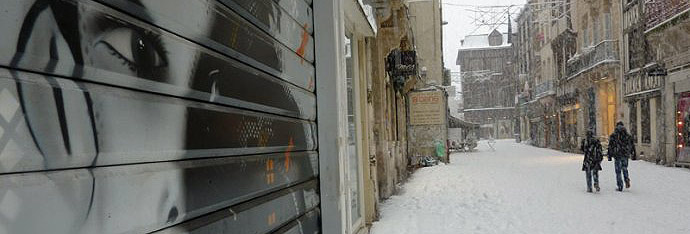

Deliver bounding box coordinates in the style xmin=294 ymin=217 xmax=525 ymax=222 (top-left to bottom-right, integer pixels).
xmin=676 ymin=93 xmax=690 ymax=162
xmin=344 ymin=34 xmax=363 ymax=232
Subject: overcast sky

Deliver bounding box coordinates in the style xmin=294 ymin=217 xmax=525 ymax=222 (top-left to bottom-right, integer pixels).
xmin=442 ymin=0 xmax=526 ymax=72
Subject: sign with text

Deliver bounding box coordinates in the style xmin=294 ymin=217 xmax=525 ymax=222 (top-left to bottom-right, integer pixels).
xmin=410 ymin=91 xmax=445 ymax=125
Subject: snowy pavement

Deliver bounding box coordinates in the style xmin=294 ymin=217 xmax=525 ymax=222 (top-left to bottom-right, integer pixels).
xmin=370 ymin=140 xmax=690 ymax=234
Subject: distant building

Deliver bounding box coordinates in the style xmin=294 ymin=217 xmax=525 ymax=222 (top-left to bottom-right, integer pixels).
xmin=456 ymin=30 xmax=516 ymax=139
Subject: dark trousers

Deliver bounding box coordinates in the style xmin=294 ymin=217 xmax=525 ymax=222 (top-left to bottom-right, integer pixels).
xmin=585 ymin=169 xmax=599 ymax=190
xmin=614 ymin=157 xmax=629 ymax=189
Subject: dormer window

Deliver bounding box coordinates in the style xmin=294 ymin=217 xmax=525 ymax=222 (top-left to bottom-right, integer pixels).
xmin=488 ymin=30 xmax=503 ymax=46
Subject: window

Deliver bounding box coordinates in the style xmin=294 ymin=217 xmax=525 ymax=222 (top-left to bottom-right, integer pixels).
xmin=604 ymin=13 xmax=612 ymax=39
xmin=625 ymin=34 xmax=631 ymax=71
xmin=470 ymin=59 xmax=483 ymax=70
xmin=588 ymin=88 xmax=597 ymax=133
xmin=630 ymin=102 xmax=637 ymax=142
xmin=593 ymin=20 xmax=600 ymax=43
xmin=641 ymin=98 xmax=651 ymax=144
xmin=344 ymin=35 xmax=362 ymax=229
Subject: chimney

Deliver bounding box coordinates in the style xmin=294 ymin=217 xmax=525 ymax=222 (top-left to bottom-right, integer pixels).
xmin=507 ymin=12 xmax=513 ymax=44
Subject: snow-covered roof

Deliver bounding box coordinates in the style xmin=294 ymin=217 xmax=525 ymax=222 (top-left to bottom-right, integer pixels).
xmin=463 ymin=107 xmax=516 ymax=112
xmin=459 ymin=32 xmax=511 ymax=50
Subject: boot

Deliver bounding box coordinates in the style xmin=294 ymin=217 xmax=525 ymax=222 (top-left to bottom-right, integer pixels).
xmin=594 ymin=183 xmax=600 ymax=192
xmin=625 ymin=178 xmax=631 ymax=188
xmin=586 ymin=188 xmax=593 ymax=193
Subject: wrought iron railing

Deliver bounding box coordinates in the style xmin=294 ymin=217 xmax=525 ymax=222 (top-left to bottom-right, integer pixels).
xmin=566 ymin=40 xmax=619 ymax=78
xmin=535 ymin=80 xmax=555 ymax=98
xmin=624 ymin=70 xmax=665 ymax=96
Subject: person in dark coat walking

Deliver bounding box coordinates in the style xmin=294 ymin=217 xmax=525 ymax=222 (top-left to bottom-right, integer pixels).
xmin=581 ymin=130 xmax=603 ymax=193
xmin=608 ymin=122 xmax=636 ymax=192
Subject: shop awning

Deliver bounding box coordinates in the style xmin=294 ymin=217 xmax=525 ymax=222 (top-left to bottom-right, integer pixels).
xmin=449 ymin=115 xmax=480 ymax=129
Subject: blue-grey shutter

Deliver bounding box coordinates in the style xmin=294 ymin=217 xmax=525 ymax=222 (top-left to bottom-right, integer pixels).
xmin=0 ymin=0 xmax=318 ymax=233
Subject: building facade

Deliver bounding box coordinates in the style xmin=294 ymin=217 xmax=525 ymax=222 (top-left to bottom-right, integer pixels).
xmin=408 ymin=0 xmax=444 ymax=87
xmin=516 ymin=0 xmax=575 ymax=149
xmin=642 ymin=0 xmax=690 ymax=167
xmin=457 ymin=30 xmax=517 ymax=139
xmin=369 ymin=0 xmax=415 ymax=202
xmin=513 ymin=0 xmax=690 ymax=168
xmin=516 ymin=4 xmax=536 ymax=143
xmin=532 ymin=0 xmax=570 ymax=149
xmin=406 ymin=0 xmax=450 ymax=164
xmin=621 ymin=0 xmax=663 ymax=164
xmin=555 ymin=0 xmax=623 ymax=152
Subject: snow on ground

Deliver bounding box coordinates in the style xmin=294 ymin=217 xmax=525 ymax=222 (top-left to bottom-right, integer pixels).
xmin=370 ymin=139 xmax=690 ymax=234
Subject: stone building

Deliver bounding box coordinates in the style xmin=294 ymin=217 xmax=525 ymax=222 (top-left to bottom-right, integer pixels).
xmin=406 ymin=0 xmax=450 ymax=164
xmin=528 ymin=0 xmax=571 ymax=149
xmin=642 ymin=0 xmax=690 ymax=167
xmin=323 ymin=0 xmax=438 ymax=230
xmin=620 ymin=0 xmax=664 ymax=164
xmin=548 ymin=1 xmax=577 ymax=151
xmin=408 ymin=0 xmax=444 ymax=87
xmin=320 ymin=0 xmax=448 ymax=231
xmin=516 ymin=0 xmax=575 ymax=149
xmin=516 ymin=4 xmax=536 ymax=143
xmin=457 ymin=30 xmax=517 ymax=139
xmin=368 ymin=0 xmax=415 ymax=204
xmin=556 ymin=0 xmax=622 ymax=152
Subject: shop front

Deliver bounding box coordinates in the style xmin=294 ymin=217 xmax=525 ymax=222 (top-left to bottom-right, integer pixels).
xmin=596 ymin=80 xmax=618 ymax=138
xmin=676 ymin=93 xmax=690 ymax=163
xmin=540 ymin=97 xmax=558 ymax=149
xmin=623 ymin=67 xmax=664 ymax=162
xmin=557 ymin=90 xmax=581 ymax=152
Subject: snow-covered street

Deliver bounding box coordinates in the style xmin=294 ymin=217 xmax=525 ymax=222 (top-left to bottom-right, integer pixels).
xmin=370 ymin=140 xmax=690 ymax=234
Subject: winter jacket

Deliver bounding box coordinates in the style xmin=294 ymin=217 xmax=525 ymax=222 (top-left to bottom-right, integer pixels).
xmin=581 ymin=137 xmax=603 ymax=171
xmin=607 ymin=128 xmax=636 ymax=160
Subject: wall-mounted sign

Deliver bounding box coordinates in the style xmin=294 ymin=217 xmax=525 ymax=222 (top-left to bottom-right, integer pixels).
xmin=647 ymin=66 xmax=668 ymax=77
xmin=409 ymin=91 xmax=445 ymax=125
xmin=386 ymin=49 xmax=417 ymax=77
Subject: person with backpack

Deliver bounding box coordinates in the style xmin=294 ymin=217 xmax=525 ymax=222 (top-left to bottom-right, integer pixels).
xmin=581 ymin=130 xmax=603 ymax=193
xmin=608 ymin=122 xmax=636 ymax=192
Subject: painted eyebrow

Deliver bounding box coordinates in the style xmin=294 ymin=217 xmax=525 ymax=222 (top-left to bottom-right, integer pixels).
xmin=111 ymin=0 xmax=155 ymax=22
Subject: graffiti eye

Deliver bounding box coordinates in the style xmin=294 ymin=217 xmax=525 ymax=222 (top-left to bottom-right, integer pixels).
xmin=98 ymin=28 xmax=167 ymax=72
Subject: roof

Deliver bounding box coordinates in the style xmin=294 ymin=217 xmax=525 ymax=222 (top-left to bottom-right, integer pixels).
xmin=448 ymin=115 xmax=480 ymax=129
xmin=456 ymin=31 xmax=513 ymax=65
xmin=459 ymin=31 xmax=511 ymax=50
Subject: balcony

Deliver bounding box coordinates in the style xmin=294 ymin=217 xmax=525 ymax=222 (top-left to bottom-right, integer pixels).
xmin=565 ymin=40 xmax=619 ymax=79
xmin=535 ymin=80 xmax=555 ymax=98
xmin=623 ymin=67 xmax=665 ymax=97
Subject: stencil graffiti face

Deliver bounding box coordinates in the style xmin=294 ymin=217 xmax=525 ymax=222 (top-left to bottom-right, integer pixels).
xmin=1 ymin=0 xmax=315 ymax=233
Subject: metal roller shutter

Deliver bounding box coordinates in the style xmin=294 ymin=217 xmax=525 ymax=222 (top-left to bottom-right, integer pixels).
xmin=0 ymin=0 xmax=317 ymax=233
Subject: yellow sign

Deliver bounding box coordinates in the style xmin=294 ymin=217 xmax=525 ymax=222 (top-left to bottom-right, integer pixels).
xmin=409 ymin=91 xmax=445 ymax=125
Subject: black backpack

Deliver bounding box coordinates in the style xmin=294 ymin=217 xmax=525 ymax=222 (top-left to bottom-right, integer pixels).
xmin=593 ymin=140 xmax=603 ymax=162
xmin=625 ymin=134 xmax=637 ymax=160
xmin=610 ymin=132 xmax=635 ymax=158
xmin=583 ymin=139 xmax=602 ymax=162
